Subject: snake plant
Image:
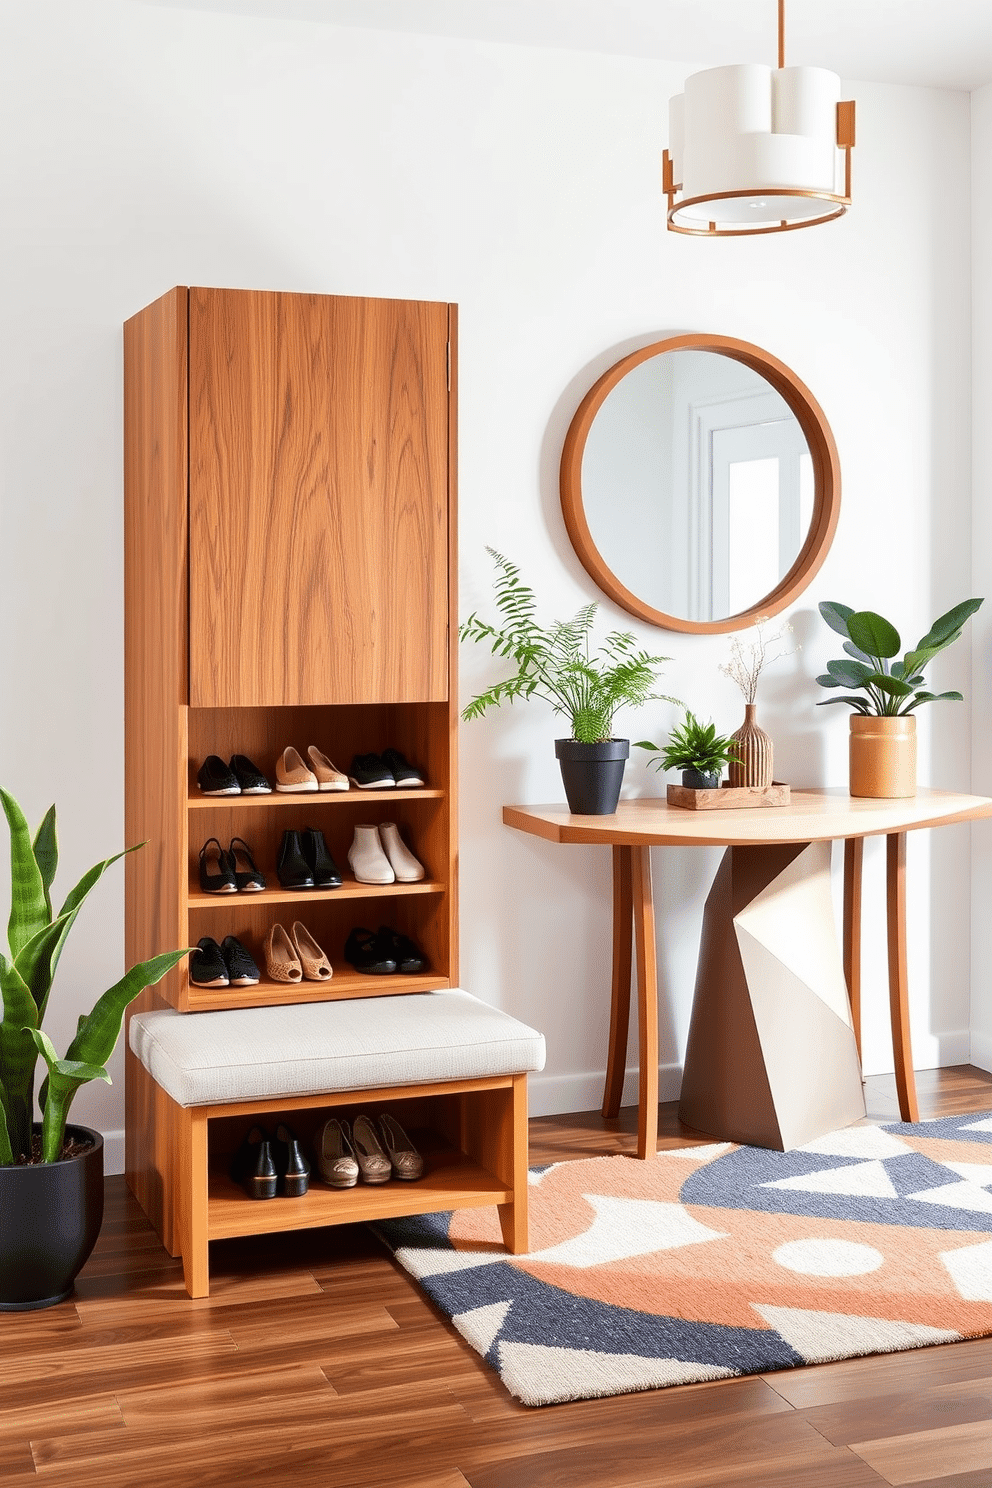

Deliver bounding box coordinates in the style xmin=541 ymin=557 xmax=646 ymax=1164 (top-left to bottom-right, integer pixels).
xmin=0 ymin=789 xmax=188 ymax=1165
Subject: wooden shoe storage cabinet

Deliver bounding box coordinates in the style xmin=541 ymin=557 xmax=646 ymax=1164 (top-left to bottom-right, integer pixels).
xmin=122 ymin=286 xmax=509 ymax=1261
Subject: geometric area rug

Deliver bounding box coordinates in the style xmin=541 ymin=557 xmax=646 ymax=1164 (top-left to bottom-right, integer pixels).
xmin=375 ymin=1113 xmax=992 ymax=1406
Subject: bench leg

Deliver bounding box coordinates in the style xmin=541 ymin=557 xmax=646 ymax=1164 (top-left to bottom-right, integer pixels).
xmin=177 ymin=1103 xmax=210 ymax=1299
xmin=497 ymin=1073 xmax=530 ymax=1254
xmin=463 ymin=1076 xmax=530 ymax=1255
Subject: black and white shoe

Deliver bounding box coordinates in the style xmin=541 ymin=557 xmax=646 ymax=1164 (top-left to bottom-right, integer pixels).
xmin=190 ymin=936 xmax=229 ymax=987
xmin=229 ymin=754 xmax=272 ymax=794
xmin=199 ymin=838 xmax=237 ymax=894
xmin=381 ymin=748 xmax=425 ymax=787
xmin=221 ymin=935 xmax=261 ymax=986
xmin=196 ymin=755 xmax=240 ymax=795
xmin=349 ymin=753 xmax=395 ymax=789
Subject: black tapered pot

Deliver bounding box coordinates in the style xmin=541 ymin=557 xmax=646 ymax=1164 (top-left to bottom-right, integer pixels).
xmin=0 ymin=1125 xmax=104 ymax=1310
xmin=555 ymin=738 xmax=630 ymax=815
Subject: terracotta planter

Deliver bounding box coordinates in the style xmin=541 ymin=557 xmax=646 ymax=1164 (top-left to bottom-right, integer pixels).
xmin=729 ymin=703 xmax=773 ymax=788
xmin=849 ymin=715 xmax=917 ymax=799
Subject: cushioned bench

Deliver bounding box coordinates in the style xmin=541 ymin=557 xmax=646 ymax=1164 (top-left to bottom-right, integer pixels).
xmin=129 ymin=989 xmax=546 ymax=1297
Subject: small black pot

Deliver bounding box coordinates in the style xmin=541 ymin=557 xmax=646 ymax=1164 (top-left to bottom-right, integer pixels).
xmin=555 ymin=738 xmax=630 ymax=815
xmin=681 ymin=768 xmax=720 ymax=790
xmin=0 ymin=1125 xmax=104 ymax=1311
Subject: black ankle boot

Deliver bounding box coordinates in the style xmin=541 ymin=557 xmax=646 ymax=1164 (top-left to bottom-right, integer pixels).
xmin=301 ymin=827 xmax=342 ymax=888
xmin=231 ymin=1126 xmax=278 ymax=1199
xmin=274 ymin=1123 xmax=310 ymax=1197
xmin=277 ymin=830 xmax=314 ymax=889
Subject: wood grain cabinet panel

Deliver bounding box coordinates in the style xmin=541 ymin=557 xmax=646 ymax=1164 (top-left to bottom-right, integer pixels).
xmin=188 ymin=290 xmax=449 ymax=707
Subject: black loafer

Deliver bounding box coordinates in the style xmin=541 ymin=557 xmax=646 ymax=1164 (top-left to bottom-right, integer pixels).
xmin=344 ymin=926 xmax=397 ymax=975
xmin=221 ymin=935 xmax=260 ymax=986
xmin=377 ymin=925 xmax=427 ymax=974
xmin=229 ymin=836 xmax=266 ymax=891
xmin=349 ymin=753 xmax=394 ymax=789
xmin=190 ymin=936 xmax=228 ymax=987
xmin=277 ymin=829 xmax=314 ymax=890
xmin=229 ymin=754 xmax=272 ymax=794
xmin=231 ymin=1126 xmax=277 ymax=1199
xmin=273 ymin=1123 xmax=310 ymax=1197
xmin=301 ymin=828 xmax=342 ymax=888
xmin=197 ymin=755 xmax=240 ymax=796
xmin=199 ymin=838 xmax=237 ymax=893
xmin=381 ymin=748 xmax=425 ymax=788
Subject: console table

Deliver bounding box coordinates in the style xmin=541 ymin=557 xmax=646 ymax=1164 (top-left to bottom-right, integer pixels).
xmin=504 ymin=788 xmax=992 ymax=1157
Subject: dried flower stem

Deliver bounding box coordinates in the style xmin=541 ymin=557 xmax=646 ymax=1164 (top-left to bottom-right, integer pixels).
xmin=719 ymin=618 xmax=797 ymax=705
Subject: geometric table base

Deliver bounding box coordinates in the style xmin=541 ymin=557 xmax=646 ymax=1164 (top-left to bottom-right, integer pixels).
xmin=678 ymin=841 xmax=866 ymax=1151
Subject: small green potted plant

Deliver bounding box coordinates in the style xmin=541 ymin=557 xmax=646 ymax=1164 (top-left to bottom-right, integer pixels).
xmin=636 ymin=711 xmax=740 ymax=790
xmin=0 ymin=788 xmax=188 ymax=1310
xmin=460 ymin=549 xmax=678 ymax=813
xmin=815 ymin=598 xmax=983 ymax=797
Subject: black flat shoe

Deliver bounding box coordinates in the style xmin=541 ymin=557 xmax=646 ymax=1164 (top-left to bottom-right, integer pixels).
xmin=344 ymin=926 xmax=397 ymax=975
xmin=229 ymin=836 xmax=266 ymax=891
xmin=199 ymin=837 xmax=237 ymax=894
xmin=276 ymin=829 xmax=314 ymax=890
xmin=221 ymin=935 xmax=261 ymax=986
xmin=377 ymin=925 xmax=428 ymax=974
xmin=197 ymin=755 xmax=240 ymax=796
xmin=190 ymin=936 xmax=228 ymax=987
xmin=349 ymin=753 xmax=394 ymax=789
xmin=231 ymin=1126 xmax=277 ymax=1199
xmin=273 ymin=1123 xmax=310 ymax=1197
xmin=301 ymin=827 xmax=342 ymax=888
xmin=229 ymin=754 xmax=272 ymax=794
xmin=381 ymin=748 xmax=425 ymax=787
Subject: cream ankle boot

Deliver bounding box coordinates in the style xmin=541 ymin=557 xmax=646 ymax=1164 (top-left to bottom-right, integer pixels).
xmin=377 ymin=822 xmax=425 ymax=882
xmin=348 ymin=824 xmax=394 ymax=884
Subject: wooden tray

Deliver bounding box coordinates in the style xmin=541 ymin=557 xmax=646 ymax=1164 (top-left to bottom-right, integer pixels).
xmin=666 ymin=782 xmax=791 ymax=811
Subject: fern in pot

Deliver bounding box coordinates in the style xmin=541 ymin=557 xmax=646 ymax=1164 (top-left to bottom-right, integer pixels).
xmin=460 ymin=550 xmax=679 ymax=814
xmin=0 ymin=788 xmax=188 ymax=1309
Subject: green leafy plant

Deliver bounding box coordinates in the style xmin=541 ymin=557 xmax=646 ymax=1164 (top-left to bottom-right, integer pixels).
xmin=815 ymin=599 xmax=983 ymax=715
xmin=459 ymin=549 xmax=678 ymax=743
xmin=636 ymin=711 xmax=740 ymax=776
xmin=0 ymin=789 xmax=189 ymax=1165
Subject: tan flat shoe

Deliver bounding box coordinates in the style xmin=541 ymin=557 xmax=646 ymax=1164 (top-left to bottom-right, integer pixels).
xmin=290 ymin=922 xmax=332 ymax=980
xmin=264 ymin=923 xmax=302 ymax=982
xmin=307 ymin=746 xmax=349 ymax=792
xmin=275 ymin=746 xmax=318 ymax=793
xmin=351 ymin=1114 xmax=392 ymax=1184
xmin=314 ymin=1119 xmax=359 ymax=1188
xmin=378 ymin=1113 xmax=424 ymax=1181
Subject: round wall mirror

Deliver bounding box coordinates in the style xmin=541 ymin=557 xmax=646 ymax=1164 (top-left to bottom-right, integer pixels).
xmin=560 ymin=333 xmax=840 ymax=634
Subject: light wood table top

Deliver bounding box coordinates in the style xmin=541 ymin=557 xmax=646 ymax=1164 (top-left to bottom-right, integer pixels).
xmin=503 ymin=786 xmax=992 ymax=848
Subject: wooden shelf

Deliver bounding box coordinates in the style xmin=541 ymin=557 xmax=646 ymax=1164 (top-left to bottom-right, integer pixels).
xmin=188 ymin=788 xmax=444 ymax=811
xmin=187 ymin=879 xmax=445 ymax=910
xmin=182 ymin=970 xmax=450 ymax=1012
xmin=207 ymin=1147 xmax=512 ymax=1240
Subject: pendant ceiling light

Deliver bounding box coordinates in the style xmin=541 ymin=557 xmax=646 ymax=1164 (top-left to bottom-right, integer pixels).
xmin=663 ymin=0 xmax=855 ymax=236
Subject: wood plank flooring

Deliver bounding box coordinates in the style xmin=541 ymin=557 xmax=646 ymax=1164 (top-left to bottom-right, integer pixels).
xmin=2 ymin=1066 xmax=991 ymax=1487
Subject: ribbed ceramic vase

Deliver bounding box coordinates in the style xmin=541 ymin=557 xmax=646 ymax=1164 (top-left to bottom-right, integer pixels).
xmin=849 ymin=715 xmax=917 ymax=798
xmin=728 ymin=704 xmax=773 ymax=788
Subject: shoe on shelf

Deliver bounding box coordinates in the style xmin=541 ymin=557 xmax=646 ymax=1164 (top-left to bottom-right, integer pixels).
xmin=301 ymin=827 xmax=342 ymax=888
xmin=190 ymin=936 xmax=229 ymax=988
xmin=221 ymin=935 xmax=261 ymax=987
xmin=381 ymin=748 xmax=425 ymax=788
xmin=314 ymin=1118 xmax=359 ymax=1188
xmin=277 ymin=829 xmax=315 ymax=890
xmin=264 ymin=923 xmax=303 ymax=983
xmin=197 ymin=755 xmax=240 ymax=796
xmin=347 ymin=823 xmax=394 ymax=884
xmin=377 ymin=822 xmax=425 ymax=882
xmin=229 ymin=836 xmax=266 ymax=892
xmin=199 ymin=837 xmax=237 ymax=894
xmin=229 ymin=754 xmax=272 ymax=794
xmin=344 ymin=926 xmax=397 ymax=975
xmin=273 ymin=1123 xmax=310 ymax=1197
xmin=307 ymin=746 xmax=349 ymax=792
xmin=290 ymin=922 xmax=333 ymax=980
xmin=349 ymin=753 xmax=395 ymax=790
xmin=351 ymin=1114 xmax=392 ymax=1184
xmin=230 ymin=1126 xmax=277 ymax=1199
xmin=276 ymin=746 xmax=319 ymax=793
xmin=378 ymin=1113 xmax=424 ymax=1181
xmin=376 ymin=925 xmax=428 ymax=975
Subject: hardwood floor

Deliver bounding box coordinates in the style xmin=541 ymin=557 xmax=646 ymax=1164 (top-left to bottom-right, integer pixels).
xmin=3 ymin=1067 xmax=991 ymax=1487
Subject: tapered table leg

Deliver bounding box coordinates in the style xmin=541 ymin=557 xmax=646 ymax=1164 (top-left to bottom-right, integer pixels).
xmin=843 ymin=837 xmax=864 ymax=1061
xmin=887 ymin=831 xmax=919 ymax=1122
xmin=602 ymin=846 xmax=633 ymax=1120
xmin=630 ymin=845 xmax=659 ymax=1159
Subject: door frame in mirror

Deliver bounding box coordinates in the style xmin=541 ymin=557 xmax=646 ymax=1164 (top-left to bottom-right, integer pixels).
xmin=560 ymin=332 xmax=841 ymax=635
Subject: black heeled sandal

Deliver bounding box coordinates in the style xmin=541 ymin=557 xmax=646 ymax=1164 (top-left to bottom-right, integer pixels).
xmin=199 ymin=837 xmax=236 ymax=894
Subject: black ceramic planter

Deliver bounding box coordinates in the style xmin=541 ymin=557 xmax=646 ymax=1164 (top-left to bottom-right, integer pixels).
xmin=0 ymin=1125 xmax=104 ymax=1310
xmin=555 ymin=738 xmax=630 ymax=815
xmin=681 ymin=768 xmax=720 ymax=790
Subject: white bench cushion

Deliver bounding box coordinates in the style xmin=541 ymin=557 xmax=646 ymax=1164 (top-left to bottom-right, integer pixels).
xmin=129 ymin=989 xmax=546 ymax=1108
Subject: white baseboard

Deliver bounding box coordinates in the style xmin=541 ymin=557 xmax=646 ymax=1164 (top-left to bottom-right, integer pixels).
xmin=528 ymin=1064 xmax=683 ymax=1119
xmin=101 ymin=1128 xmax=125 ymax=1176
xmin=971 ymin=1029 xmax=992 ymax=1074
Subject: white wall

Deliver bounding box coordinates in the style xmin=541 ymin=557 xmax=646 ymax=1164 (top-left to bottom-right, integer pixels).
xmin=0 ymin=0 xmax=975 ymax=1169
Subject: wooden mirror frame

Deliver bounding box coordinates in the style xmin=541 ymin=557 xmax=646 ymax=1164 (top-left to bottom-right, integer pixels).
xmin=560 ymin=332 xmax=841 ymax=634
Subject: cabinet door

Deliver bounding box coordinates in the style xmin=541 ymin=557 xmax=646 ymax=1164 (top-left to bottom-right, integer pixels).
xmin=188 ymin=290 xmax=450 ymax=707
